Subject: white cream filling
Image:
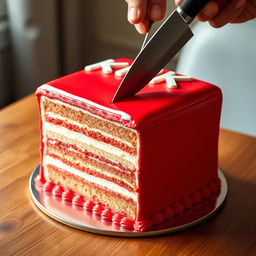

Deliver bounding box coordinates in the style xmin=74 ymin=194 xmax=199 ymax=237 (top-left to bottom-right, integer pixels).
xmin=45 ymin=112 xmax=134 ymax=148
xmin=43 ymin=122 xmax=138 ymax=167
xmin=44 ymin=156 xmax=137 ymax=201
xmin=82 ymin=163 xmax=135 ymax=188
xmin=42 ymin=96 xmax=139 ymax=156
xmin=48 ymin=147 xmax=135 ymax=188
xmin=40 ymin=95 xmax=139 ymax=187
xmin=47 ymin=137 xmax=136 ymax=172
xmin=37 ymin=84 xmax=132 ymax=120
xmin=42 ymin=96 xmax=131 ymax=129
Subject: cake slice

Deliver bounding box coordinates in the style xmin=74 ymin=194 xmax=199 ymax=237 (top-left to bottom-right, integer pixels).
xmin=35 ymin=58 xmax=222 ymax=231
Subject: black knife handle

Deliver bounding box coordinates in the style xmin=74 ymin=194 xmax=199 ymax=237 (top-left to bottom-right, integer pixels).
xmin=179 ymin=0 xmax=210 ymax=20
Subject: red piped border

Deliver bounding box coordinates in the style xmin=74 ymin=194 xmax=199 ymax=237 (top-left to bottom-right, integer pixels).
xmin=134 ymin=178 xmax=220 ymax=232
xmin=72 ymin=195 xmax=85 ymax=207
xmin=38 ymin=176 xmax=220 ymax=232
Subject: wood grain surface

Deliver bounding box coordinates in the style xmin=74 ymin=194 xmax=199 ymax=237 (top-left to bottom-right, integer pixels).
xmin=0 ymin=95 xmax=255 ymax=256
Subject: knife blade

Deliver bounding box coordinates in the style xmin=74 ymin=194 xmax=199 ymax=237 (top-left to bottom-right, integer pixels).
xmin=112 ymin=0 xmax=210 ymax=102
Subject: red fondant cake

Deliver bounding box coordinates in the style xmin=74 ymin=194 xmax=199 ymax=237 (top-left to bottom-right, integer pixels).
xmin=35 ymin=58 xmax=222 ymax=231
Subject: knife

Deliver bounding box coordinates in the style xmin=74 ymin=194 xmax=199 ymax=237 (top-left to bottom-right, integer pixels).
xmin=112 ymin=0 xmax=210 ymax=102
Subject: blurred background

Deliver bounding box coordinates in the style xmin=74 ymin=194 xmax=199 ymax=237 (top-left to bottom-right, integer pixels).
xmin=0 ymin=0 xmax=255 ymax=136
xmin=0 ymin=0 xmax=172 ymax=108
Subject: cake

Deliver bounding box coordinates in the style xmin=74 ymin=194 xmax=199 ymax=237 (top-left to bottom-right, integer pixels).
xmin=35 ymin=58 xmax=222 ymax=231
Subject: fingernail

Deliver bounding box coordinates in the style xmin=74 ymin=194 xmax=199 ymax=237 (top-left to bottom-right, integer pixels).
xmin=235 ymin=0 xmax=246 ymax=9
xmin=128 ymin=7 xmax=138 ymax=22
xmin=135 ymin=23 xmax=146 ymax=34
xmin=151 ymin=4 xmax=162 ymax=20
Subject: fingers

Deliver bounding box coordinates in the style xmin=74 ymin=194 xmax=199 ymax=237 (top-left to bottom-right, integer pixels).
xmin=126 ymin=0 xmax=250 ymax=33
xmin=134 ymin=20 xmax=150 ymax=34
xmin=175 ymin=0 xmax=219 ymax=21
xmin=126 ymin=0 xmax=148 ymax=34
xmin=209 ymin=0 xmax=247 ymax=28
xmin=126 ymin=0 xmax=166 ymax=34
xmin=230 ymin=1 xmax=256 ymax=23
xmin=175 ymin=0 xmax=249 ymax=28
xmin=148 ymin=0 xmax=166 ymax=21
xmin=197 ymin=1 xmax=219 ymax=22
xmin=174 ymin=0 xmax=182 ymax=5
xmin=126 ymin=0 xmax=147 ymax=24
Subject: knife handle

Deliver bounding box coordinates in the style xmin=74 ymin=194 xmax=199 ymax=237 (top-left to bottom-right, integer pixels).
xmin=179 ymin=0 xmax=210 ymax=22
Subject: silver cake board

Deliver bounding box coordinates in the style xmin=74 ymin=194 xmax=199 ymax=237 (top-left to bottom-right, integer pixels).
xmin=29 ymin=165 xmax=227 ymax=237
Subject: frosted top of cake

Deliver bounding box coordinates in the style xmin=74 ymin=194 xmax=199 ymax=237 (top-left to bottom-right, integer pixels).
xmin=36 ymin=58 xmax=221 ymax=129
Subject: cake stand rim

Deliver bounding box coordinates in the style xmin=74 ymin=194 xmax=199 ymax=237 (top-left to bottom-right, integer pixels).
xmin=29 ymin=165 xmax=228 ymax=237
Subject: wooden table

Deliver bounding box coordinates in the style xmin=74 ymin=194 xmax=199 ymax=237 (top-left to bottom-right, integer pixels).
xmin=0 ymin=95 xmax=255 ymax=256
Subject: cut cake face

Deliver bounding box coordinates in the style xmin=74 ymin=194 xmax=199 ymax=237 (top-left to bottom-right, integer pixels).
xmin=35 ymin=58 xmax=222 ymax=231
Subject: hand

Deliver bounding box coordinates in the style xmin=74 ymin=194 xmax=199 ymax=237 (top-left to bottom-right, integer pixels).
xmin=176 ymin=0 xmax=256 ymax=28
xmin=125 ymin=0 xmax=166 ymax=34
xmin=125 ymin=0 xmax=256 ymax=34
